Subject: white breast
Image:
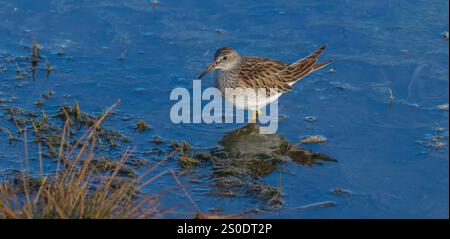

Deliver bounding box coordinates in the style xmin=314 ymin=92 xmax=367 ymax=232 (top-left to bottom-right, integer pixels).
xmin=215 ymin=70 xmax=283 ymax=110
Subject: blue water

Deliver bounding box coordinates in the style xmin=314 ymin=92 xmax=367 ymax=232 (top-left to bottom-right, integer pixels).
xmin=0 ymin=0 xmax=448 ymax=218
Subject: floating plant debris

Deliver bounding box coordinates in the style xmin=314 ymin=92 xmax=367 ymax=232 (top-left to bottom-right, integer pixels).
xmin=45 ymin=59 xmax=53 ymax=73
xmin=0 ymin=96 xmax=17 ymax=104
xmin=3 ymin=128 xmax=18 ymax=143
xmin=128 ymin=159 xmax=149 ymax=167
xmin=91 ymin=157 xmax=137 ymax=178
xmin=192 ymin=152 xmax=211 ymax=161
xmin=287 ymin=149 xmax=336 ymax=166
xmin=36 ymin=90 xmax=56 ymax=107
xmin=248 ymin=183 xmax=283 ymax=208
xmin=122 ymin=115 xmax=132 ymax=121
xmin=442 ymin=31 xmax=449 ymax=40
xmin=151 ymin=135 xmax=163 ymax=144
xmin=15 ymin=64 xmax=22 ymax=79
xmin=436 ymin=104 xmax=449 ymax=111
xmin=32 ymin=38 xmax=42 ymax=60
xmin=330 ymin=81 xmax=358 ymax=91
xmin=1 ymin=38 xmax=58 ymax=81
xmin=135 ymin=119 xmax=150 ymax=132
xmin=215 ymin=28 xmax=227 ymax=35
xmin=143 ymin=147 xmax=165 ymax=155
xmin=150 ymin=0 xmax=159 ymax=7
xmin=387 ymin=88 xmax=394 ymax=104
xmin=170 ymin=140 xmax=191 ymax=154
xmin=1 ymin=99 xmax=130 ymax=156
xmin=304 ymin=116 xmax=318 ymax=122
xmin=118 ymin=49 xmax=127 ymax=61
xmin=1 ymin=170 xmax=48 ymax=193
xmin=178 ymin=156 xmax=201 ymax=168
xmin=297 ymin=201 xmax=337 ymax=211
xmin=331 ymin=188 xmax=355 ymax=195
xmin=299 ymin=135 xmax=327 ymax=144
xmin=417 ymin=127 xmax=449 ymax=150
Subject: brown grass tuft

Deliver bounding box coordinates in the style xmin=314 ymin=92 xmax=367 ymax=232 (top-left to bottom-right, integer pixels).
xmin=0 ymin=100 xmax=166 ymax=219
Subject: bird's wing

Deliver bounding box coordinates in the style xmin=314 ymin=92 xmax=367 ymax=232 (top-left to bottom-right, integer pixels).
xmin=237 ymin=57 xmax=293 ymax=95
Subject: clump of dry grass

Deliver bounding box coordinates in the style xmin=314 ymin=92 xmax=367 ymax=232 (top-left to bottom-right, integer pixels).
xmin=0 ymin=100 xmax=166 ymax=219
xmin=0 ymin=157 xmax=160 ymax=219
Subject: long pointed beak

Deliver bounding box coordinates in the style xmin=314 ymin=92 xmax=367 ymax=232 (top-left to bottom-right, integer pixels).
xmin=198 ymin=62 xmax=216 ymax=79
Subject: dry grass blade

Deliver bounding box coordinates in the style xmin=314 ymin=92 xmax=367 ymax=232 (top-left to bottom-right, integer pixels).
xmin=170 ymin=169 xmax=201 ymax=213
xmin=136 ymin=148 xmax=179 ymax=182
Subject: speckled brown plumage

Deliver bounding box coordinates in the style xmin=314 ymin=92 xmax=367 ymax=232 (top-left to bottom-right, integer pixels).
xmin=214 ymin=45 xmax=331 ymax=95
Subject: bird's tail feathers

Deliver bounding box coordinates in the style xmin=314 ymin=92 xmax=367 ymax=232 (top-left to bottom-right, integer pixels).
xmin=290 ymin=45 xmax=328 ymax=66
xmin=311 ymin=60 xmax=332 ymax=72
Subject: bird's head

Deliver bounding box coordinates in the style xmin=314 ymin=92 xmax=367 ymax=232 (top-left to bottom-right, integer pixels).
xmin=198 ymin=47 xmax=240 ymax=79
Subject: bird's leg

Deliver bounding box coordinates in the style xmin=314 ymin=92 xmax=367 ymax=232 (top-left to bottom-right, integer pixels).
xmin=256 ymin=108 xmax=264 ymax=121
xmin=249 ymin=109 xmax=264 ymax=123
xmin=249 ymin=110 xmax=257 ymax=123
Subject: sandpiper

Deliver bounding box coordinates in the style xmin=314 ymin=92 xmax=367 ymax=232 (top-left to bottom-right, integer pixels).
xmin=198 ymin=45 xmax=331 ymax=121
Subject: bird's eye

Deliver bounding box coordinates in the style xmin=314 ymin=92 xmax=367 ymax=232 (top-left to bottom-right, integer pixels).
xmin=222 ymin=56 xmax=228 ymax=61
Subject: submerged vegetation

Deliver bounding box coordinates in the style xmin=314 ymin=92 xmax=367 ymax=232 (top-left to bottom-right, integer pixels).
xmin=299 ymin=135 xmax=328 ymax=144
xmin=135 ymin=119 xmax=150 ymax=132
xmin=0 ymin=102 xmax=164 ymax=219
xmin=417 ymin=127 xmax=449 ymax=150
xmin=2 ymin=100 xmax=130 ymax=158
xmin=0 ymin=38 xmax=52 ymax=81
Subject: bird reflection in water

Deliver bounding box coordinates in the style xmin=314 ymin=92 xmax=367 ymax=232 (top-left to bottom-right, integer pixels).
xmin=208 ymin=123 xmax=336 ymax=208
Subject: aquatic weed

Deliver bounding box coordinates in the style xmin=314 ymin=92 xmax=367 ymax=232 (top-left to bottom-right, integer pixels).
xmin=135 ymin=119 xmax=150 ymax=132
xmin=0 ymin=101 xmax=165 ymax=219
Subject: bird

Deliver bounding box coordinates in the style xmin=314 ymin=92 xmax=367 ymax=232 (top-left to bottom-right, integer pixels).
xmin=198 ymin=45 xmax=331 ymax=122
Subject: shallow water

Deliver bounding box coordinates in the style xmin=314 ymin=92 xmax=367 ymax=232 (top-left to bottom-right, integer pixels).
xmin=0 ymin=0 xmax=448 ymax=218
